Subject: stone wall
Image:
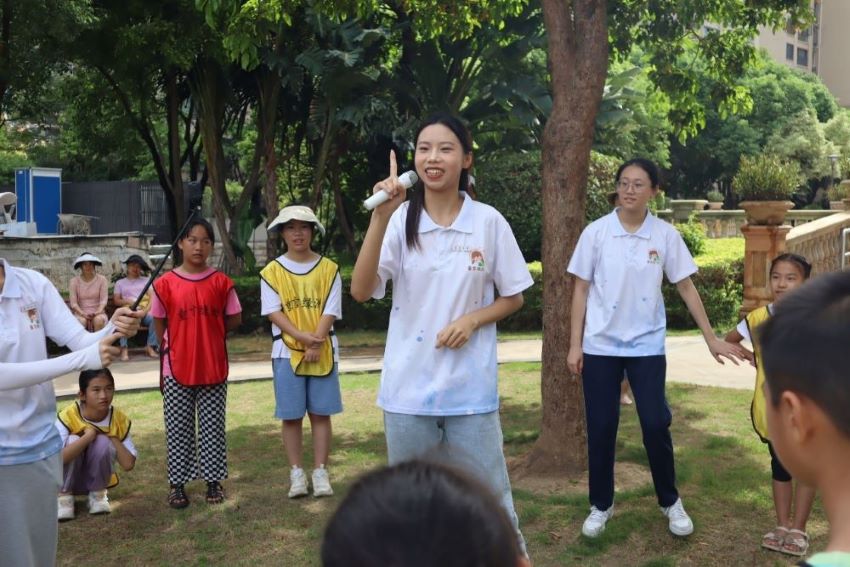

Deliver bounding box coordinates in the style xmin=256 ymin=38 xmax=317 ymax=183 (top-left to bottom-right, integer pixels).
xmin=0 ymin=232 xmax=152 ymax=293
xmin=786 ymin=211 xmax=850 ymax=276
xmin=658 ymin=207 xmax=835 ymax=238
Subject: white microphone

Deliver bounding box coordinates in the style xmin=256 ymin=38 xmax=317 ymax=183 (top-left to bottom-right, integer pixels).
xmin=363 ymin=171 xmax=419 ymax=210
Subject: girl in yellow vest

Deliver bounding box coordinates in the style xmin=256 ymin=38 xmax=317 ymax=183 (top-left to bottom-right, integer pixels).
xmin=55 ymin=368 xmax=136 ymax=520
xmin=725 ymin=253 xmax=814 ymax=557
xmin=260 ymin=206 xmax=342 ymax=499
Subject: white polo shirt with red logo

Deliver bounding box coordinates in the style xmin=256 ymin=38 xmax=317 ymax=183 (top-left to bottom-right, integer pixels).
xmin=567 ymin=210 xmax=697 ymax=357
xmin=372 ymin=195 xmax=533 ymax=416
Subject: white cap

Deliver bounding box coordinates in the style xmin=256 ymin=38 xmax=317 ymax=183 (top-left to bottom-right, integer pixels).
xmin=267 ymin=205 xmax=326 ymax=236
xmin=73 ymin=252 xmax=103 ymax=269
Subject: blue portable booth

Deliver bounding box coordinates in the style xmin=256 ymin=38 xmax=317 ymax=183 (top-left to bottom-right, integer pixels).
xmin=15 ymin=167 xmax=62 ymax=234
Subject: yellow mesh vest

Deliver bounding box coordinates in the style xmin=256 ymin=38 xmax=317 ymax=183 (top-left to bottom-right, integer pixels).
xmin=57 ymin=402 xmax=132 ymax=488
xmin=745 ymin=305 xmax=772 ymax=442
xmin=260 ymin=257 xmax=338 ymax=377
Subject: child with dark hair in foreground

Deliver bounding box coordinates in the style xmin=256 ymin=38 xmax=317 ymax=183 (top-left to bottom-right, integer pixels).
xmin=56 ymin=368 xmax=136 ymax=520
xmin=321 ymin=459 xmax=530 ymax=567
xmin=759 ymin=270 xmax=850 ymax=567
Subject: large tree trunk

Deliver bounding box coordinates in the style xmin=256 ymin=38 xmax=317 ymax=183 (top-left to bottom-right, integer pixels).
xmin=257 ymin=70 xmax=282 ymax=262
xmin=522 ymin=0 xmax=609 ymax=475
xmin=192 ymin=58 xmax=240 ymax=273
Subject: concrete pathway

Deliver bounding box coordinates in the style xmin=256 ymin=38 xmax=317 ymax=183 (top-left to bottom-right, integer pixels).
xmin=52 ymin=336 xmax=755 ymax=397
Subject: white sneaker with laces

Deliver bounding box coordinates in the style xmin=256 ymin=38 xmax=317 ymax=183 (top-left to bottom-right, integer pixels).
xmin=581 ymin=505 xmax=613 ymax=537
xmin=311 ymin=465 xmax=333 ymax=497
xmin=58 ymin=495 xmax=75 ymax=521
xmin=288 ymin=466 xmax=309 ymax=498
xmin=88 ymin=490 xmax=111 ymax=515
xmin=661 ymin=498 xmax=694 ymax=536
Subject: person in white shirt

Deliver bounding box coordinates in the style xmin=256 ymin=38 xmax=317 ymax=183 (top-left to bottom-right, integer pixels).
xmin=566 ymin=158 xmax=749 ymax=539
xmin=351 ymin=113 xmax=534 ymax=556
xmin=0 ymin=258 xmax=141 ymax=566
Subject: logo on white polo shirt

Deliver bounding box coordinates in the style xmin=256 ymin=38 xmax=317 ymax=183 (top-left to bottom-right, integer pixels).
xmin=468 ymin=250 xmax=485 ymax=272
xmin=22 ymin=302 xmax=41 ymax=330
xmin=647 ymin=249 xmax=661 ymax=265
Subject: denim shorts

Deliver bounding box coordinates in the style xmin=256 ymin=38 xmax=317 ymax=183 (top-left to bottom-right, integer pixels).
xmin=272 ymin=358 xmax=342 ymax=420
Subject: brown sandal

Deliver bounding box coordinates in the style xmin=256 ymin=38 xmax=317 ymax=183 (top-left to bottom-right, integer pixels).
xmin=206 ymin=481 xmax=225 ymax=504
xmin=168 ymin=484 xmax=189 ymax=509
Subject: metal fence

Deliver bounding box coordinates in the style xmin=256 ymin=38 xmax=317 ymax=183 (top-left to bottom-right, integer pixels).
xmin=62 ymin=181 xmax=171 ymax=243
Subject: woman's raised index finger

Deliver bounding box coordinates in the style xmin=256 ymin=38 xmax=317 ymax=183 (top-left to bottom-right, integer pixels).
xmin=389 ymin=149 xmax=398 ymax=179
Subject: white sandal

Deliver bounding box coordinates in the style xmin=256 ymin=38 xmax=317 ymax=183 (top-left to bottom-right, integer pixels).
xmin=781 ymin=529 xmax=809 ymax=557
xmin=761 ymin=526 xmax=788 ymax=552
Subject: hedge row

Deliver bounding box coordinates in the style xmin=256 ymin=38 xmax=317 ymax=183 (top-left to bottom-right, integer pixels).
xmin=235 ymin=242 xmax=742 ymax=334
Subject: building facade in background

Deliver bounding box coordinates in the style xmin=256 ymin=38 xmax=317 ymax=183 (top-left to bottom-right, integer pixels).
xmin=754 ymin=0 xmax=850 ymax=107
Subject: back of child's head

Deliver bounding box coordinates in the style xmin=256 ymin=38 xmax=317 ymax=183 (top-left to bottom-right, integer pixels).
xmin=79 ymin=368 xmax=115 ymax=392
xmin=181 ymin=217 xmax=215 ymax=244
xmin=321 ymin=459 xmax=520 ymax=567
xmin=760 ymin=270 xmax=850 ymax=440
xmin=770 ymin=253 xmax=812 ymax=279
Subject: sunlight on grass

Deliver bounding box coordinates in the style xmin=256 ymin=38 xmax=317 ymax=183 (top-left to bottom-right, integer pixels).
xmin=55 ymin=362 xmax=824 ymax=566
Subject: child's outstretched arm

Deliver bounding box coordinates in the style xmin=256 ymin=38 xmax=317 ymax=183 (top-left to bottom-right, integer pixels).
xmin=109 ymin=436 xmax=136 ymax=471
xmin=724 ymin=325 xmax=755 ymax=366
xmin=61 ymin=426 xmax=98 ymax=465
xmin=675 ymin=276 xmax=751 ymax=365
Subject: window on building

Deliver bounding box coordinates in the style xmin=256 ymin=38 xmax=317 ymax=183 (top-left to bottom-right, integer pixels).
xmin=786 ymin=43 xmax=795 ymax=61
xmin=797 ymin=47 xmax=809 ymax=67
xmin=798 ymin=27 xmax=810 ymax=42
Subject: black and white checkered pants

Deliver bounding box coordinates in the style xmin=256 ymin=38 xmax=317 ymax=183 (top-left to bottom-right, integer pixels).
xmin=163 ymin=375 xmax=228 ymax=485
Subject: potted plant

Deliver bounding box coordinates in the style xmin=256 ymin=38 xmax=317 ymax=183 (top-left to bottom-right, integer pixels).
xmin=828 ymin=181 xmax=850 ymax=210
xmin=732 ymin=154 xmax=800 ymax=225
xmin=705 ymin=189 xmax=724 ymax=210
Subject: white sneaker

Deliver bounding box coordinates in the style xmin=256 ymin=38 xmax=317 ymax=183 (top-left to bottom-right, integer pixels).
xmin=581 ymin=505 xmax=613 ymax=537
xmin=288 ymin=466 xmax=309 ymax=498
xmin=312 ymin=465 xmax=333 ymax=497
xmin=88 ymin=490 xmax=111 ymax=515
xmin=661 ymin=498 xmax=694 ymax=536
xmin=58 ymin=495 xmax=75 ymax=521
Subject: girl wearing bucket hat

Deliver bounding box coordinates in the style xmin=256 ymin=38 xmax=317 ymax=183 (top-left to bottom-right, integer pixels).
xmin=113 ymin=255 xmax=160 ymax=360
xmin=70 ymin=253 xmax=109 ymax=332
xmin=260 ymin=205 xmax=343 ymax=498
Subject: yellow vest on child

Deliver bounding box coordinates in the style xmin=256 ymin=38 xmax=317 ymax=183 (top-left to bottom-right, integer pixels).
xmin=745 ymin=305 xmax=771 ymax=442
xmin=57 ymin=402 xmax=132 ymax=488
xmin=260 ymin=256 xmax=338 ymax=377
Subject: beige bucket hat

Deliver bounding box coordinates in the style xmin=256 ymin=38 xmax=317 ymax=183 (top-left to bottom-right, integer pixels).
xmin=267 ymin=205 xmax=325 ymax=236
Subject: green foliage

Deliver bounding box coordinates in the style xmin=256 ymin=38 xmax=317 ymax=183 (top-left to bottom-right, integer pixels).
xmin=476 ymin=150 xmax=619 ymax=261
xmin=662 ymin=238 xmax=744 ymax=330
xmin=764 ymin=109 xmax=836 ymax=179
xmin=732 ymin=154 xmax=801 ymax=201
xmin=706 ymin=189 xmax=724 ymax=203
xmin=674 ymin=214 xmax=706 ymax=257
xmin=0 ymin=129 xmax=32 ymax=185
xmin=828 ymin=181 xmax=849 ymax=202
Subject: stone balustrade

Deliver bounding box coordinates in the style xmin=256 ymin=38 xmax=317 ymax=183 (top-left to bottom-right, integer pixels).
xmin=786 ymin=211 xmax=850 ymax=276
xmin=658 ymin=206 xmax=835 ymax=238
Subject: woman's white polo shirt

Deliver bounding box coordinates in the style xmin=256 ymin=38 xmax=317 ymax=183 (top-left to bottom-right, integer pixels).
xmin=372 ymin=195 xmax=533 ymax=416
xmin=566 ymin=210 xmax=697 ymax=357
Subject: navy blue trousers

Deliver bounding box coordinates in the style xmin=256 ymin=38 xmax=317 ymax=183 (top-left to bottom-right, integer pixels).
xmin=582 ymin=354 xmax=679 ymax=511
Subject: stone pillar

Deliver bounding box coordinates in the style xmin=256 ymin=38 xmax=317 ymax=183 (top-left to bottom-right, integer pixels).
xmin=740 ymin=223 xmax=791 ymax=317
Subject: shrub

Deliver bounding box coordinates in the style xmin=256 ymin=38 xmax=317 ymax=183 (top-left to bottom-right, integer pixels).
xmin=732 ymin=154 xmax=801 ymax=201
xmin=662 ymin=238 xmax=744 ymax=330
xmin=476 ymin=151 xmax=621 ymax=261
xmin=706 ymin=189 xmax=724 ymax=203
xmin=828 ymin=180 xmax=849 ymax=201
xmin=675 ymin=214 xmax=706 ymax=257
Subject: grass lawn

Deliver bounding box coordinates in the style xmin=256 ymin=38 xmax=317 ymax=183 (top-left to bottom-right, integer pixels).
xmin=56 ymin=362 xmax=826 ymax=566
